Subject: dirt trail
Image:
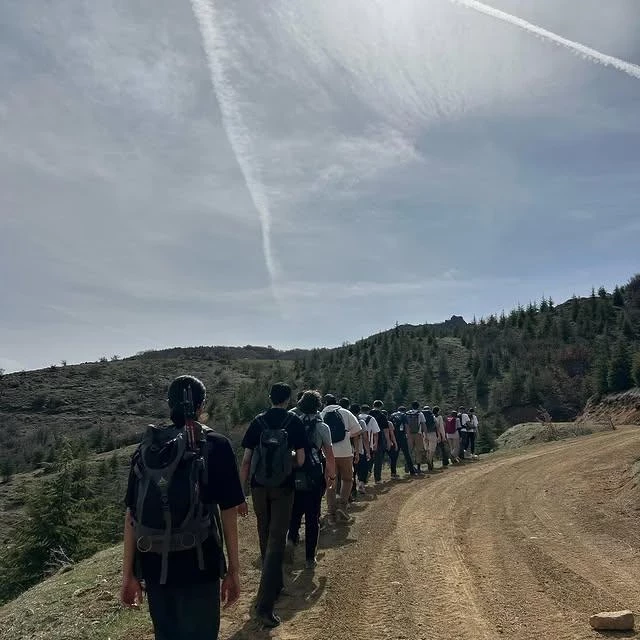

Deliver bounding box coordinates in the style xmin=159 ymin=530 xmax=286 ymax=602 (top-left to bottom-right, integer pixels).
xmin=222 ymin=428 xmax=640 ymax=640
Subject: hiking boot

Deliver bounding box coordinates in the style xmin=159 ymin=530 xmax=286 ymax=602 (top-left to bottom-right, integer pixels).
xmin=327 ymin=515 xmax=337 ymax=527
xmin=284 ymin=539 xmax=295 ymax=565
xmin=255 ymin=610 xmax=281 ymax=628
xmin=390 ymin=473 xmax=399 ymax=479
xmin=336 ymin=508 xmax=352 ymax=523
xmin=305 ymin=557 xmax=318 ymax=570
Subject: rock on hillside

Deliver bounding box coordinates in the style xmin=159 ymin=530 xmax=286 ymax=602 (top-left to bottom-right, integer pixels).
xmin=578 ymin=388 xmax=640 ymax=427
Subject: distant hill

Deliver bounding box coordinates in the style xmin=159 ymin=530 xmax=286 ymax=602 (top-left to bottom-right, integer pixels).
xmin=0 ymin=275 xmax=639 ymax=604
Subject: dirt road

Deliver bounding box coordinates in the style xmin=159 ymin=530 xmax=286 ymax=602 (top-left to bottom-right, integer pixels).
xmin=221 ymin=428 xmax=640 ymax=640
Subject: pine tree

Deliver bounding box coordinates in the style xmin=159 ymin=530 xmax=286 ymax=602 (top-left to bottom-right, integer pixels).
xmin=608 ymin=343 xmax=633 ymax=392
xmin=594 ymin=357 xmax=609 ymax=396
xmin=613 ymin=286 xmax=624 ymax=307
xmin=632 ymin=353 xmax=640 ymax=388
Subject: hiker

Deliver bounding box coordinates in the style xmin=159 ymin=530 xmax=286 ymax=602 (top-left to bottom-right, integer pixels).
xmin=351 ymin=402 xmax=373 ymax=494
xmin=445 ymin=410 xmax=460 ymax=463
xmin=390 ymin=406 xmax=416 ymax=476
xmin=467 ymin=408 xmax=479 ymax=459
xmin=240 ymin=382 xmax=307 ymax=628
xmin=422 ymin=405 xmax=438 ymax=471
xmin=433 ymin=406 xmax=449 ymax=467
xmin=358 ymin=404 xmax=380 ymax=490
xmin=321 ymin=394 xmax=363 ymax=525
xmin=406 ymin=401 xmax=426 ymax=473
xmin=458 ymin=406 xmax=470 ymax=460
xmin=287 ymin=391 xmax=336 ymax=569
xmin=370 ymin=400 xmax=392 ymax=483
xmin=121 ymin=375 xmax=244 ymax=640
xmin=385 ymin=410 xmax=400 ymax=478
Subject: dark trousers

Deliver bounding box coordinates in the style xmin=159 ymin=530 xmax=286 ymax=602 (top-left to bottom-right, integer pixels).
xmin=251 ymin=486 xmax=294 ymax=614
xmin=356 ymin=454 xmax=370 ymax=483
xmin=288 ymin=483 xmax=325 ymax=561
xmin=396 ymin=430 xmax=415 ymax=474
xmin=467 ymin=431 xmax=476 ymax=454
xmin=146 ymin=579 xmax=220 ymax=640
xmin=389 ymin=445 xmax=400 ymax=475
xmin=459 ymin=431 xmax=468 ymax=456
xmin=373 ymin=446 xmax=389 ymax=482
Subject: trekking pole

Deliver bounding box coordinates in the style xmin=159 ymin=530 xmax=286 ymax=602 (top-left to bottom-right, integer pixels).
xmin=182 ymin=386 xmax=197 ymax=450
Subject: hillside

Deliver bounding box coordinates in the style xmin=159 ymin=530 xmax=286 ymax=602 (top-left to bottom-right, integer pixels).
xmin=1 ymin=275 xmax=639 ymax=605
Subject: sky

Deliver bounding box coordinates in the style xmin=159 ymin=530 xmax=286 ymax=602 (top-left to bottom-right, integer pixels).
xmin=1 ymin=0 xmax=639 ymax=373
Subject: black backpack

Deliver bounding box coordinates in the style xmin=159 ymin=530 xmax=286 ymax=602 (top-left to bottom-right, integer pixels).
xmin=391 ymin=411 xmax=407 ymax=431
xmin=130 ymin=423 xmax=224 ymax=585
xmin=294 ymin=415 xmax=325 ymax=492
xmin=250 ymin=413 xmax=294 ymax=488
xmin=324 ymin=408 xmax=347 ymax=444
xmin=424 ymin=410 xmax=437 ymax=433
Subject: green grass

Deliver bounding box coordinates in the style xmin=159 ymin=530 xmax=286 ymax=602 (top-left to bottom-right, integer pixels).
xmin=0 ymin=546 xmax=154 ymax=640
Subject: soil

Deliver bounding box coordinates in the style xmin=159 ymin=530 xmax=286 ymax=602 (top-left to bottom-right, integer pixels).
xmin=222 ymin=427 xmax=640 ymax=640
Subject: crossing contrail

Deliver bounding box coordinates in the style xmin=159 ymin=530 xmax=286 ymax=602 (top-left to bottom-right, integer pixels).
xmin=189 ymin=0 xmax=280 ymax=289
xmin=449 ymin=0 xmax=640 ymax=81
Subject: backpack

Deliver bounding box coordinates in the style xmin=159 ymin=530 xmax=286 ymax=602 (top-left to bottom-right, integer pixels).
xmin=130 ymin=423 xmax=224 ymax=585
xmin=445 ymin=416 xmax=457 ymax=435
xmin=406 ymin=410 xmax=421 ymax=434
xmin=423 ymin=410 xmax=436 ymax=433
xmin=294 ymin=415 xmax=325 ymax=492
xmin=250 ymin=413 xmax=294 ymax=488
xmin=391 ymin=411 xmax=407 ymax=431
xmin=324 ymin=408 xmax=347 ymax=444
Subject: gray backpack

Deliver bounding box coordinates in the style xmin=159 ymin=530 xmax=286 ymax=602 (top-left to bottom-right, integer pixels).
xmin=131 ymin=423 xmax=224 ymax=585
xmin=250 ymin=413 xmax=293 ymax=487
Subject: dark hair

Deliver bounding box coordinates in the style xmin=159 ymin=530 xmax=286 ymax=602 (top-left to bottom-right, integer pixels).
xmin=450 ymin=409 xmax=458 ymax=416
xmin=270 ymin=382 xmax=291 ymax=405
xmin=168 ymin=375 xmax=206 ymax=427
xmin=373 ymin=399 xmax=383 ymax=408
xmin=397 ymin=405 xmax=406 ymax=412
xmin=361 ymin=404 xmax=371 ymax=413
xmin=350 ymin=403 xmax=361 ymax=415
xmin=433 ymin=405 xmax=440 ymax=415
xmin=324 ymin=394 xmax=336 ymax=406
xmin=339 ymin=397 xmax=350 ymax=409
xmin=381 ymin=409 xmax=388 ymax=417
xmin=458 ymin=406 xmax=465 ymax=412
xmin=297 ymin=390 xmax=304 ymax=402
xmin=297 ymin=390 xmax=322 ymax=415
xmin=411 ymin=401 xmax=420 ymax=410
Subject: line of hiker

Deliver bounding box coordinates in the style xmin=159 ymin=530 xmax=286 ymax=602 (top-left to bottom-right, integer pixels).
xmin=120 ymin=375 xmax=480 ymax=638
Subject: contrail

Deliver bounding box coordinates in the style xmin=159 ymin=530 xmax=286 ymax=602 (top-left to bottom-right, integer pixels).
xmin=189 ymin=0 xmax=279 ymax=287
xmin=449 ymin=0 xmax=640 ymax=81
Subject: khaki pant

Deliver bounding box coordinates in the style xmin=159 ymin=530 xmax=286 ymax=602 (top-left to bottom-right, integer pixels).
xmin=326 ymin=456 xmax=353 ymax=516
xmin=424 ymin=432 xmax=438 ymax=465
xmin=447 ymin=432 xmax=461 ymax=459
xmin=409 ymin=432 xmax=424 ymax=466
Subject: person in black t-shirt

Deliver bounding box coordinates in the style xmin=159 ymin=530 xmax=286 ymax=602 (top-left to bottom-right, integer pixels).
xmin=121 ymin=375 xmax=244 ymax=640
xmin=240 ymin=383 xmax=306 ymax=629
xmin=370 ymin=400 xmax=395 ymax=483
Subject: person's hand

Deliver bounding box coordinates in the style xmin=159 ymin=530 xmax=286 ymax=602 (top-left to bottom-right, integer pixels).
xmin=354 ymin=452 xmax=360 ymax=464
xmin=326 ymin=474 xmax=335 ymax=491
xmin=237 ymin=500 xmax=249 ymax=518
xmin=365 ymin=452 xmax=371 ymax=461
xmin=221 ymin=570 xmax=240 ymax=608
xmin=120 ymin=574 xmax=143 ymax=609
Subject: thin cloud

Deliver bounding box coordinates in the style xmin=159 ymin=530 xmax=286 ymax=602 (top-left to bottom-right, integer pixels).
xmin=189 ymin=0 xmax=280 ymax=290
xmin=450 ymin=0 xmax=640 ymax=81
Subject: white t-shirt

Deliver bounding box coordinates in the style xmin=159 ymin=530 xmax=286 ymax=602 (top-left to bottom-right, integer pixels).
xmin=358 ymin=413 xmax=380 ymax=451
xmin=468 ymin=415 xmax=479 ymax=432
xmin=460 ymin=413 xmax=470 ymax=432
xmin=321 ymin=405 xmax=362 ymax=458
xmin=435 ymin=415 xmax=446 ymax=440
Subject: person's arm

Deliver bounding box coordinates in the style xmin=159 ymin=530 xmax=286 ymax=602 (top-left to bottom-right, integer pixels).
xmin=120 ymin=509 xmax=143 ymax=608
xmin=295 ymin=448 xmax=305 ymax=467
xmin=220 ymin=507 xmax=241 ymax=607
xmin=322 ymin=441 xmax=336 ymax=488
xmin=388 ymin=423 xmax=397 ymax=448
xmin=361 ymin=426 xmax=371 ymax=459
